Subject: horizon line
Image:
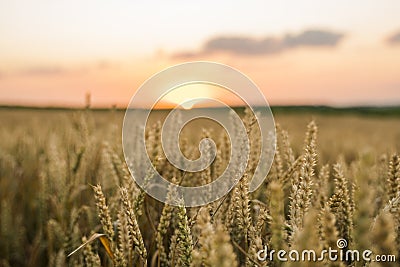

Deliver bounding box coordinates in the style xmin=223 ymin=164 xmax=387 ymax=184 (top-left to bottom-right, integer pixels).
xmin=2 ymin=104 xmax=400 ymax=111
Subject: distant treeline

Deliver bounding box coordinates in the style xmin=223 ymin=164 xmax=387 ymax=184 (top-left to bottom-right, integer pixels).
xmin=1 ymin=105 xmax=400 ymax=116
xmin=270 ymin=105 xmax=400 ymax=116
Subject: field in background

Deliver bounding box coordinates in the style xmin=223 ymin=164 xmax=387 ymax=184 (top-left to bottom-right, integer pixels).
xmin=2 ymin=106 xmax=399 ymax=161
xmin=0 ymin=107 xmax=399 ymax=266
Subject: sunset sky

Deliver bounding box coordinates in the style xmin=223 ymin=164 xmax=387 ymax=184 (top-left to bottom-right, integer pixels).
xmin=1 ymin=1 xmax=400 ymax=107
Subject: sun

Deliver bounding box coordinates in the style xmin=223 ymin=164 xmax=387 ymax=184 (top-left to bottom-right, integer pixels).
xmin=180 ymin=101 xmax=195 ymax=110
xmin=154 ymin=83 xmax=245 ymax=109
xmin=158 ymin=83 xmax=217 ymax=109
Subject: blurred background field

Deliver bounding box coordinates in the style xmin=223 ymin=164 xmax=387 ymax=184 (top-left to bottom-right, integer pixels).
xmin=2 ymin=106 xmax=399 ymax=161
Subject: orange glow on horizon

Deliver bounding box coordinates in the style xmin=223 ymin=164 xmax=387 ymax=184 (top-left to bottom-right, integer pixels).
xmin=151 ymin=83 xmax=246 ymax=110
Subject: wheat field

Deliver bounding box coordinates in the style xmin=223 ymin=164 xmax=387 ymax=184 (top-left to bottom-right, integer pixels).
xmin=0 ymin=108 xmax=399 ymax=266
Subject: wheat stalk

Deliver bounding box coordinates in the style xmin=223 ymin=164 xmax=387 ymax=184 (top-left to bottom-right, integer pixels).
xmin=119 ymin=187 xmax=147 ymax=264
xmin=329 ymin=163 xmax=353 ymax=244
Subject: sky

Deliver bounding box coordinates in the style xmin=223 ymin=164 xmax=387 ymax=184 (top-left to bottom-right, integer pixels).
xmin=0 ymin=0 xmax=400 ymax=107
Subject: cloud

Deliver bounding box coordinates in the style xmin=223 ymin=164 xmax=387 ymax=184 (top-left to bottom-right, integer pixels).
xmin=204 ymin=36 xmax=282 ymax=55
xmin=387 ymin=30 xmax=400 ymax=44
xmin=19 ymin=66 xmax=67 ymax=76
xmin=283 ymin=30 xmax=344 ymax=47
xmin=14 ymin=61 xmax=118 ymax=77
xmin=96 ymin=60 xmax=120 ymax=70
xmin=173 ymin=29 xmax=345 ymax=58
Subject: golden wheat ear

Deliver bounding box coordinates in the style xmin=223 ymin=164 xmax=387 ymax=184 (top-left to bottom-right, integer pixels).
xmin=119 ymin=186 xmax=147 ymax=264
